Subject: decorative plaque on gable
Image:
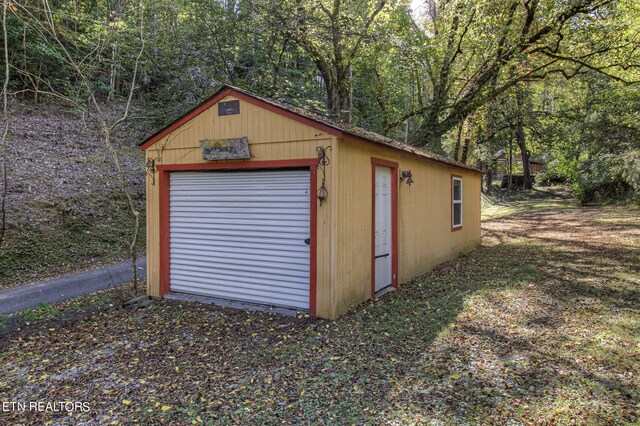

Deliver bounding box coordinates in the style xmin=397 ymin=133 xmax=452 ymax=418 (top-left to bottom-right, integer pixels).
xmin=200 ymin=137 xmax=251 ymax=161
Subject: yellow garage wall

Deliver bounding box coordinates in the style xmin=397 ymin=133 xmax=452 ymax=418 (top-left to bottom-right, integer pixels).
xmin=334 ymin=136 xmax=482 ymax=316
xmin=143 ymin=93 xmax=482 ymax=319
xmin=143 ymin=96 xmax=337 ymax=318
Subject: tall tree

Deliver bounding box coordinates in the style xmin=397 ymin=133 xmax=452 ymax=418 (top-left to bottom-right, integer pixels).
xmin=385 ymin=0 xmax=640 ymax=152
xmin=268 ymin=0 xmax=391 ymax=121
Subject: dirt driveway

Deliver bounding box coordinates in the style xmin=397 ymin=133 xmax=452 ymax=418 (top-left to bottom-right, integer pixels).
xmin=1 ymin=205 xmax=638 ymax=425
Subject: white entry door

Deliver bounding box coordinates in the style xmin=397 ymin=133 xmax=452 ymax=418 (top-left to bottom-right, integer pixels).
xmin=168 ymin=169 xmax=311 ymax=310
xmin=374 ymin=166 xmax=392 ymax=292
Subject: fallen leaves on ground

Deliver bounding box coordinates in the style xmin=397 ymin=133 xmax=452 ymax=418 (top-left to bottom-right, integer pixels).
xmin=0 ymin=205 xmax=638 ymax=425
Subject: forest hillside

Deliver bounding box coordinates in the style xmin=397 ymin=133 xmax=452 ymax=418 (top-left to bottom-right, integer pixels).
xmin=1 ymin=102 xmax=146 ymax=286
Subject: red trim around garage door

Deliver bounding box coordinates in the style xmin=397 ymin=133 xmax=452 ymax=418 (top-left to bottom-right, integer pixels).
xmin=157 ymin=159 xmax=320 ymax=316
xmin=370 ymin=157 xmax=399 ymax=300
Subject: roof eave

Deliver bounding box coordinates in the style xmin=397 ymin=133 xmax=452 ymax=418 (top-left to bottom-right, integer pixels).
xmin=139 ymin=85 xmax=345 ymax=151
xmin=341 ymin=131 xmax=483 ymax=175
xmin=138 ymin=86 xmax=483 ymax=175
xmin=138 ymin=86 xmax=234 ymax=150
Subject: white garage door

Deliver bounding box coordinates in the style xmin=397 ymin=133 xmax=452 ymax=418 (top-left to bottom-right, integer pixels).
xmin=169 ymin=169 xmax=311 ymax=310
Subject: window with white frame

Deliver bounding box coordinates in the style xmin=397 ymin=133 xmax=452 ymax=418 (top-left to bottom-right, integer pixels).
xmin=452 ymin=176 xmax=462 ymax=229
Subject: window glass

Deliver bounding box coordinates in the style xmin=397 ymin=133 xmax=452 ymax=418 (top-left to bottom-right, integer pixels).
xmin=453 ymin=179 xmax=462 ymax=201
xmin=452 ymin=177 xmax=462 ymax=228
xmin=453 ymin=203 xmax=462 ymax=227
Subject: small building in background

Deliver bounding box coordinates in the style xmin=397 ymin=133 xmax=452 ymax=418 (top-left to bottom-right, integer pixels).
xmin=139 ymin=86 xmax=482 ymax=319
xmin=493 ymin=149 xmax=544 ymax=187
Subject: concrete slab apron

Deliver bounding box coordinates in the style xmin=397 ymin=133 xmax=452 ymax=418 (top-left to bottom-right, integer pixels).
xmin=0 ymin=259 xmax=146 ymax=315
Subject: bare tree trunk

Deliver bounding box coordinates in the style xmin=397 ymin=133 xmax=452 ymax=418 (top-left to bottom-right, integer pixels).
xmin=324 ymin=67 xmax=351 ymax=122
xmin=516 ymin=123 xmax=532 ymax=190
xmin=515 ymin=87 xmax=532 ymax=189
xmin=415 ymin=112 xmax=445 ymax=153
xmin=508 ymin=137 xmax=513 ymax=189
xmin=430 ymin=128 xmax=443 ymax=153
xmin=338 ymin=82 xmax=350 ymax=122
xmin=460 ymin=115 xmax=474 ymax=164
xmin=326 ymin=79 xmax=339 ymax=118
xmin=103 ymin=129 xmax=141 ymax=293
xmin=0 ymin=0 xmax=10 ymax=247
xmin=348 ymin=64 xmax=353 ymax=125
xmin=108 ymin=43 xmax=118 ymax=101
xmin=416 ymin=116 xmax=445 ymax=153
xmin=460 ymin=136 xmax=470 ymax=164
xmin=454 ymin=121 xmax=463 ymax=162
xmin=35 ymin=62 xmax=42 ymax=104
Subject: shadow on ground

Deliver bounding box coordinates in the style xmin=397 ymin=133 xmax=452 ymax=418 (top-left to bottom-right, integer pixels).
xmin=1 ymin=205 xmax=638 ymax=424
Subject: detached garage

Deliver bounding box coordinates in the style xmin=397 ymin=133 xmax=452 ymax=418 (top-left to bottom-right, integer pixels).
xmin=140 ymin=86 xmax=482 ymax=319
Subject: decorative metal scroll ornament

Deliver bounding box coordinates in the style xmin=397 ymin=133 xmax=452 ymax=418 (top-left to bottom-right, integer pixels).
xmin=145 ymin=156 xmax=161 ymax=185
xmin=316 ymin=146 xmax=332 ymax=206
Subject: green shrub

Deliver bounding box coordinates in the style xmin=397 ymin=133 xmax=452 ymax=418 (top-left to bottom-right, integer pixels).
xmin=536 ymin=169 xmax=569 ymax=186
xmin=571 ymin=150 xmax=640 ymax=205
xmin=573 ymin=176 xmax=632 ymax=205
xmin=621 ymin=150 xmax=640 ymax=193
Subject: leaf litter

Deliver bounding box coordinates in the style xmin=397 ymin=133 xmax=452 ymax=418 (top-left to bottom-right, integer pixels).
xmin=0 ymin=205 xmax=638 ymax=424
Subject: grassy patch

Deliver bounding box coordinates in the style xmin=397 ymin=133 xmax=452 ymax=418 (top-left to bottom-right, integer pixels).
xmin=483 ymin=199 xmax=577 ymax=220
xmin=482 ymin=187 xmax=578 ymax=221
xmin=18 ymin=303 xmax=61 ymax=325
xmin=593 ymin=216 xmax=640 ymax=225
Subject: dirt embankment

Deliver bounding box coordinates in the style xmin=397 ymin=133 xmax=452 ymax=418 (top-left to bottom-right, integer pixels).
xmin=1 ymin=101 xmax=151 ymax=287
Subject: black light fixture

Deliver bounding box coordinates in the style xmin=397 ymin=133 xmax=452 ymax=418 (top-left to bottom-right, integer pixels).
xmin=317 ymin=181 xmax=328 ymax=205
xmin=400 ymin=170 xmax=414 ymax=185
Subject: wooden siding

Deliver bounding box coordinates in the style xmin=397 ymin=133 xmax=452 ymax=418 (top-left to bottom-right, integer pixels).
xmin=334 ymin=137 xmax=482 ymax=316
xmin=143 ymin=93 xmax=482 ymax=319
xmin=144 ymin=96 xmax=337 ymax=318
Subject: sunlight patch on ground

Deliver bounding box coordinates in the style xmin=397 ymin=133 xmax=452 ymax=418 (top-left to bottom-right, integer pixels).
xmin=482 ymin=198 xmax=577 ymax=221
xmin=1 ymin=201 xmax=638 ymax=424
xmin=593 ymin=216 xmax=640 ymax=225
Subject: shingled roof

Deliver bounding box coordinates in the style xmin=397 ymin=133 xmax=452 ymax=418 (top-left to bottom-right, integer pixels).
xmin=139 ymin=85 xmax=482 ymax=174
